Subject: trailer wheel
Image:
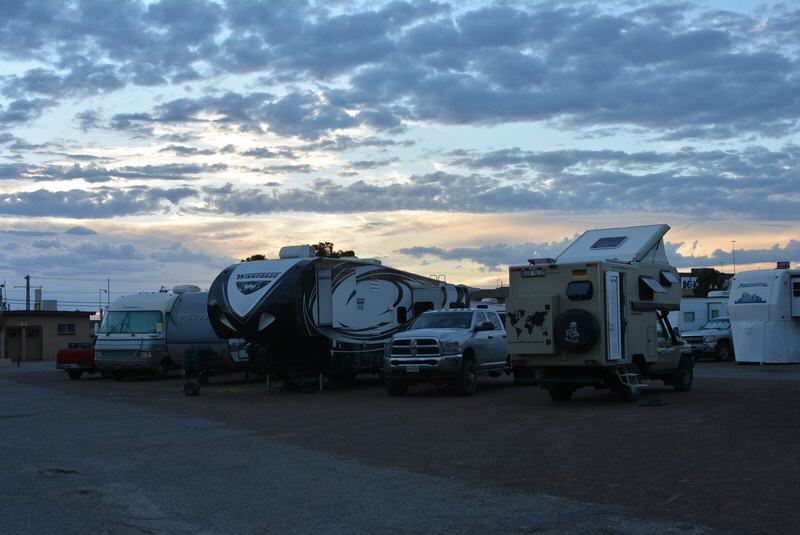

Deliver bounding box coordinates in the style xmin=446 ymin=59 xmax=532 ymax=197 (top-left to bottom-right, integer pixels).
xmin=671 ymin=355 xmax=694 ymax=392
xmin=67 ymin=369 xmax=83 ymax=381
xmin=548 ymin=386 xmax=573 ymax=402
xmin=385 ymin=378 xmax=408 ymax=397
xmin=452 ymin=354 xmax=478 ymax=396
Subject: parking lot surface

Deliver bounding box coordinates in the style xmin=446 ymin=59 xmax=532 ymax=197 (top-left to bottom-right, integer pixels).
xmin=2 ymin=361 xmax=799 ymax=534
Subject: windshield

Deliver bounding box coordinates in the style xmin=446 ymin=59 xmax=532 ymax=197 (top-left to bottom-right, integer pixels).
xmin=411 ymin=312 xmax=473 ymax=330
xmin=99 ymin=310 xmax=163 ymax=334
xmin=701 ymin=319 xmax=730 ymax=330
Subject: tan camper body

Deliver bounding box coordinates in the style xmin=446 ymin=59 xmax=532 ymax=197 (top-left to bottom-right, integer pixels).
xmin=507 ymin=224 xmax=693 ymax=401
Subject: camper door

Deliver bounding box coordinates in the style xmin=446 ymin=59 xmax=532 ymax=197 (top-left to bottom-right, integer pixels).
xmin=605 ymin=271 xmax=623 ymax=360
xmin=792 ymin=276 xmax=800 ymax=319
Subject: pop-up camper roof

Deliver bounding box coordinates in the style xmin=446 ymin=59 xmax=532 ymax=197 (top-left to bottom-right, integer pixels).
xmin=556 ymin=224 xmax=671 ymax=264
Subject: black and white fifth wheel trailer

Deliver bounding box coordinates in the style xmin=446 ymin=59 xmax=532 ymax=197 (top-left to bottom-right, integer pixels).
xmin=207 ymin=245 xmax=469 ymax=382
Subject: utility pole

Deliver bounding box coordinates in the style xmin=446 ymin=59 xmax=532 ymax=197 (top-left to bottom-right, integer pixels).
xmin=107 ymin=277 xmax=110 ymax=306
xmin=25 ymin=275 xmax=30 ymax=310
xmin=731 ymin=240 xmax=737 ymax=274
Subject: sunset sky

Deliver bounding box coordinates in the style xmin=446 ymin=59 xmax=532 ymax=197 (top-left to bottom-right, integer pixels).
xmin=1 ymin=0 xmax=798 ymax=310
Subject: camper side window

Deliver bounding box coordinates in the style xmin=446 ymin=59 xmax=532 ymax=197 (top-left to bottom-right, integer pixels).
xmin=566 ymin=280 xmax=593 ymax=300
xmin=684 ymin=311 xmax=695 ymax=323
xmin=397 ymin=306 xmax=407 ymax=324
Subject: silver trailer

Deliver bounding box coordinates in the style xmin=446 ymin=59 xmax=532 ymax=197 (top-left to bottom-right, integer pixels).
xmin=96 ymin=287 xmax=247 ymax=379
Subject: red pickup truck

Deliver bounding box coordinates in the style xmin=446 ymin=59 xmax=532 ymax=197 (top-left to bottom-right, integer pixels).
xmin=57 ymin=343 xmax=105 ymax=380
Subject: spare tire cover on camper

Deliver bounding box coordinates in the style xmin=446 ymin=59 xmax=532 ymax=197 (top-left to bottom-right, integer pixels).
xmin=555 ymin=309 xmax=600 ymax=353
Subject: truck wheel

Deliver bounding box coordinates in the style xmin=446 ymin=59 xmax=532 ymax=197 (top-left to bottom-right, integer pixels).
xmin=672 ymin=355 xmax=694 ymax=392
xmin=548 ymin=386 xmax=573 ymax=402
xmin=452 ymin=355 xmax=478 ymax=396
xmin=385 ymin=378 xmax=409 ymax=397
xmin=67 ymin=369 xmax=83 ymax=381
xmin=715 ymin=343 xmax=730 ymax=362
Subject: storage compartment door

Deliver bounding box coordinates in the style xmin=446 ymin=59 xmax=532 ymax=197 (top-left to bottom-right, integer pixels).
xmin=792 ymin=277 xmax=800 ymax=319
xmin=708 ymin=301 xmax=725 ymax=320
xmin=605 ymin=271 xmax=623 ymax=360
xmin=317 ymin=269 xmax=333 ymax=326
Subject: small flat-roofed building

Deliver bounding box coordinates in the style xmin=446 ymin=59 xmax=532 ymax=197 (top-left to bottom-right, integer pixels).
xmin=1 ymin=310 xmax=93 ymax=362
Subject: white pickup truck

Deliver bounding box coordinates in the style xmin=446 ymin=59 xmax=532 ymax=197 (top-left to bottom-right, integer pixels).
xmin=383 ymin=309 xmax=508 ymax=396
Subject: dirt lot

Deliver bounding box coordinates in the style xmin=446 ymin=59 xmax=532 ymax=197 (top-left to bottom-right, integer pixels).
xmin=6 ymin=361 xmax=800 ymax=534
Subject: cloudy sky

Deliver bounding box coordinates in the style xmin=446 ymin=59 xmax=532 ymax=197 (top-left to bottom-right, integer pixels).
xmin=1 ymin=0 xmax=798 ymax=310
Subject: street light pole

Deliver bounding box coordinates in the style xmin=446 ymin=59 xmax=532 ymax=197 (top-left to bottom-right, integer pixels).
xmin=99 ymin=289 xmax=108 ymax=319
xmin=731 ymin=240 xmax=737 ymax=274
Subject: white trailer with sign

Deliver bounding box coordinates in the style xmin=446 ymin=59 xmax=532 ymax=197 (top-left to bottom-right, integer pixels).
xmin=729 ymin=269 xmax=800 ymax=364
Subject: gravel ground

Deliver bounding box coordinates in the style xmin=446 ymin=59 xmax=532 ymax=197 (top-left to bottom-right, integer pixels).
xmin=3 ymin=361 xmax=799 ymax=534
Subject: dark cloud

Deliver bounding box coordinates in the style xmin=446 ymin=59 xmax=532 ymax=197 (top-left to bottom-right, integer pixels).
xmin=158 ymin=144 xmax=216 ymax=156
xmin=241 ymin=147 xmax=297 ymax=159
xmin=0 ymin=162 xmax=227 ymax=183
xmin=398 ymin=239 xmax=800 ymax=272
xmin=397 ymin=239 xmax=572 ymax=271
xmin=349 ymin=157 xmax=399 ymax=170
xmin=3 ymin=2 xmax=799 ymax=139
xmin=0 ymin=186 xmax=197 ymax=218
xmin=64 ymin=225 xmax=97 ymax=235
xmin=260 ymin=164 xmax=313 ymax=175
xmin=0 ymin=228 xmax=58 ymax=237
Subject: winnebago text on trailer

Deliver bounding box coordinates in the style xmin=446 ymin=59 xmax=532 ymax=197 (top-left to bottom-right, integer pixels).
xmin=95 ymin=286 xmax=247 ymax=379
xmin=507 ymin=224 xmax=693 ymax=402
xmin=729 ymin=268 xmax=800 ymax=364
xmin=207 ymin=245 xmax=468 ymax=383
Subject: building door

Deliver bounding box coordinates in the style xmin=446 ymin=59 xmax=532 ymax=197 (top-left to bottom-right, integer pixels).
xmin=5 ymin=328 xmax=21 ymax=361
xmin=26 ymin=327 xmax=43 ymax=360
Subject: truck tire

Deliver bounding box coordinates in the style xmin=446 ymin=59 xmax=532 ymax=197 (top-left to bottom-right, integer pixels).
xmin=385 ymin=378 xmax=409 ymax=397
xmin=715 ymin=342 xmax=730 ymax=362
xmin=548 ymin=386 xmax=573 ymax=401
xmin=554 ymin=309 xmax=600 ymax=353
xmin=67 ymin=369 xmax=83 ymax=381
xmin=452 ymin=355 xmax=478 ymax=396
xmin=672 ymin=355 xmax=694 ymax=392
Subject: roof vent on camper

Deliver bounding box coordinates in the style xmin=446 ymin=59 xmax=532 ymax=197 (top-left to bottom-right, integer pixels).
xmin=359 ymin=258 xmax=382 ymax=265
xmin=173 ymin=284 xmax=201 ymax=294
xmin=279 ymin=245 xmax=315 ymax=259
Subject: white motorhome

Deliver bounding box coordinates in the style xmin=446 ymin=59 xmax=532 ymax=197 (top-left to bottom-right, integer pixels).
xmin=95 ymin=286 xmax=247 ymax=378
xmin=729 ymin=269 xmax=800 ymax=364
xmin=670 ymin=291 xmax=729 ymax=333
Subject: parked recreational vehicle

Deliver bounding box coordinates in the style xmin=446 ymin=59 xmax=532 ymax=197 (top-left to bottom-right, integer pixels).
xmin=207 ymin=245 xmax=469 ymax=384
xmin=729 ymin=269 xmax=800 ymax=364
xmin=507 ymin=224 xmax=692 ymax=402
xmin=96 ymin=287 xmax=247 ymax=378
xmin=670 ymin=292 xmax=729 ymax=333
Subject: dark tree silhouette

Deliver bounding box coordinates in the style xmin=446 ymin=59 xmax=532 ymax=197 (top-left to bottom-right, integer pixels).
xmin=241 ymin=254 xmax=266 ymax=262
xmin=313 ymin=242 xmax=355 ymax=258
xmin=693 ymin=268 xmax=728 ymax=297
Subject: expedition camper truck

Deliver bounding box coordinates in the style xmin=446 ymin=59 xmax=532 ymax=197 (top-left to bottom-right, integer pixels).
xmin=729 ymin=268 xmax=800 ymax=364
xmin=95 ymin=286 xmax=246 ymax=378
xmin=507 ymin=225 xmax=693 ymax=402
xmin=207 ymin=245 xmax=469 ymax=385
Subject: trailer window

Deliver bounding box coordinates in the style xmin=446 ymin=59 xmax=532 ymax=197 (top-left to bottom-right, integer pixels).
xmin=566 ymin=280 xmax=593 ymax=300
xmin=683 ymin=311 xmax=695 ymax=323
xmin=99 ymin=311 xmax=163 ymax=334
xmin=396 ymin=306 xmax=407 ymax=324
xmin=413 ymin=301 xmax=434 ymax=316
